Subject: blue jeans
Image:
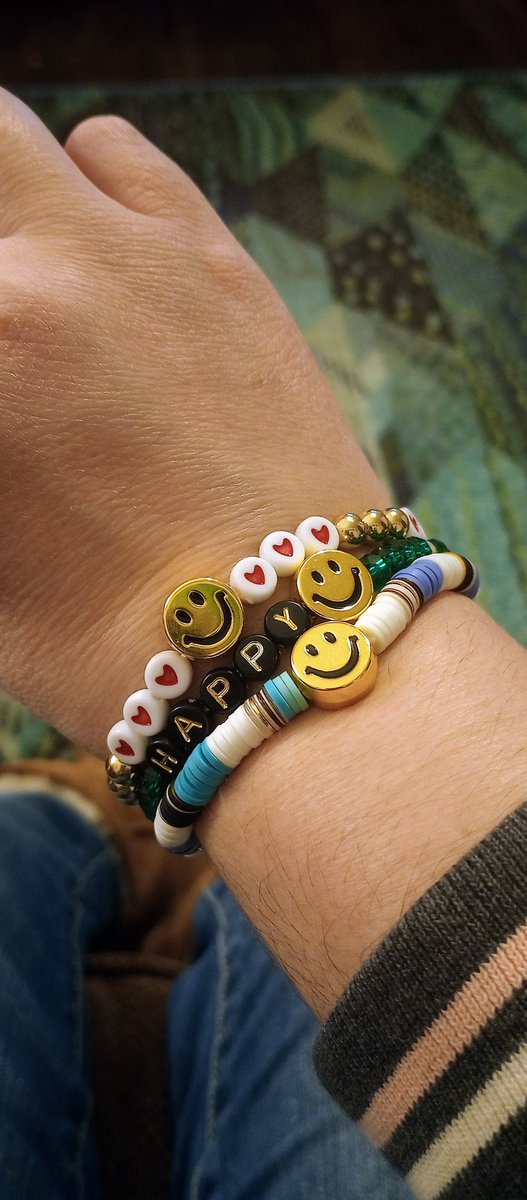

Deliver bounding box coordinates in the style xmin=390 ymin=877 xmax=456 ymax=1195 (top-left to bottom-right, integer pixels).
xmin=0 ymin=787 xmax=413 ymax=1199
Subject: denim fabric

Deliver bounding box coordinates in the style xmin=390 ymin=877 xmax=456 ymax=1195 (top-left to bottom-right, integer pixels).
xmin=168 ymin=880 xmax=414 ymax=1200
xmin=0 ymin=788 xmax=414 ymax=1199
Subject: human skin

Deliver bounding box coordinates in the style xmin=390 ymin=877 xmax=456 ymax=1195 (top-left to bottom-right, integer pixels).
xmin=1 ymin=88 xmax=526 ymax=1019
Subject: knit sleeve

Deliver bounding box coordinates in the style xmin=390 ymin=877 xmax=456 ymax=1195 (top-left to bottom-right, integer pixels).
xmin=313 ymin=802 xmax=527 ymax=1200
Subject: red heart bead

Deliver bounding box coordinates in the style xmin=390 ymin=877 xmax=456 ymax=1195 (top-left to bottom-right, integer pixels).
xmin=272 ymin=537 xmax=293 ymax=557
xmin=116 ymin=739 xmax=135 ymax=757
xmin=312 ymin=524 xmax=330 ymax=544
xmin=131 ymin=706 xmax=152 ymax=726
xmin=155 ymin=664 xmax=179 ymax=687
xmin=244 ymin=564 xmax=265 ymax=585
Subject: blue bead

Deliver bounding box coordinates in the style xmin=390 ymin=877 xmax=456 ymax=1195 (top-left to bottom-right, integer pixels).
xmin=278 ymin=673 xmax=310 ymax=713
xmin=263 ymin=678 xmax=296 ymax=721
xmin=175 ymin=773 xmax=214 ymax=807
xmin=201 ymin=742 xmax=234 ymax=774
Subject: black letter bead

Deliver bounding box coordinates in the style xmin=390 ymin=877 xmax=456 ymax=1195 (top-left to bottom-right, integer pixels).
xmin=199 ymin=668 xmax=246 ymax=715
xmin=164 ymin=699 xmax=212 ymax=756
xmin=233 ymin=634 xmax=279 ymax=682
xmin=146 ymin=737 xmax=185 ymax=779
xmin=264 ymin=600 xmax=311 ymax=646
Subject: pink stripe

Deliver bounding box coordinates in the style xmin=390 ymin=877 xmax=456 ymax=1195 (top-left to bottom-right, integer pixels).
xmin=360 ymin=920 xmax=527 ymax=1147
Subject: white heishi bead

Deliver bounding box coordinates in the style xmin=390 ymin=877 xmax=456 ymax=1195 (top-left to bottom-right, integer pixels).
xmin=154 ymin=809 xmax=193 ymax=852
xmin=430 ymin=552 xmax=465 ymax=591
xmin=401 ymin=507 xmax=428 ymax=539
xmin=144 ymin=650 xmax=193 ymax=700
xmin=243 ymin=702 xmax=274 ymax=739
xmin=123 ymin=688 xmax=169 ymax=737
xmin=229 ymin=556 xmax=278 ymax=604
xmin=258 ymin=530 xmax=305 ymax=576
xmin=207 ymin=727 xmax=243 ymax=769
xmin=107 ymin=720 xmax=148 ymax=765
xmin=227 ymin=706 xmax=266 ymax=750
xmin=294 ymin=516 xmax=340 ymax=556
xmin=219 ymin=711 xmax=255 ymax=757
xmin=356 ymin=593 xmax=409 ymax=655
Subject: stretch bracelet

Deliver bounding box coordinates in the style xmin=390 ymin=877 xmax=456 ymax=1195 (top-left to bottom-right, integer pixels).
xmin=105 ymin=505 xmax=425 ymax=799
xmin=154 ymin=550 xmax=480 ymax=854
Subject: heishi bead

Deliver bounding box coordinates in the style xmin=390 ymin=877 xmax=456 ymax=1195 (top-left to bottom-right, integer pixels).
xmin=154 ymin=808 xmax=198 ymax=853
xmin=229 ymin=556 xmax=278 ymax=605
xmin=263 ymin=677 xmax=297 ymax=721
xmin=294 ymin=516 xmax=340 ymax=556
xmin=454 ymin=556 xmax=480 ymax=599
xmin=243 ymin=698 xmax=275 ymax=738
xmin=123 ymin=689 xmax=169 ymax=737
xmin=233 ymin=634 xmax=279 ymax=682
xmin=278 ymin=673 xmax=310 ymax=714
xmin=228 ymin=705 xmax=268 ymax=749
xmin=361 ymin=509 xmax=391 ymax=542
xmin=107 ymin=720 xmax=148 ymax=765
xmin=355 ymin=592 xmax=410 ymax=654
xmin=258 ymin=530 xmax=305 ymax=576
xmin=207 ymin=724 xmax=245 ymax=768
xmin=144 ymin=649 xmax=193 ymax=700
xmin=159 ymin=792 xmax=200 ymax=828
xmin=429 ymin=552 xmax=464 ymax=591
xmin=245 ymin=691 xmax=283 ymax=733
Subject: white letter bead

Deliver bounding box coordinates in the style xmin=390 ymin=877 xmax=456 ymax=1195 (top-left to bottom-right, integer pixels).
xmin=144 ymin=650 xmax=193 ymax=700
xmin=107 ymin=720 xmax=148 ymax=765
xmin=229 ymin=556 xmax=278 ymax=604
xmin=123 ymin=689 xmax=169 ymax=737
xmin=295 ymin=516 xmax=340 ymax=555
xmin=258 ymin=530 xmax=305 ymax=576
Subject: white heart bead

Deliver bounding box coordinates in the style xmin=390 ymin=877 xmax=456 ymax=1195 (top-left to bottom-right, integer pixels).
xmin=258 ymin=530 xmax=305 ymax=576
xmin=123 ymin=689 xmax=169 ymax=737
xmin=144 ymin=650 xmax=193 ymax=700
xmin=107 ymin=720 xmax=148 ymax=765
xmin=401 ymin=507 xmax=428 ymax=538
xmin=229 ymin=556 xmax=278 ymax=604
xmin=295 ymin=516 xmax=340 ymax=555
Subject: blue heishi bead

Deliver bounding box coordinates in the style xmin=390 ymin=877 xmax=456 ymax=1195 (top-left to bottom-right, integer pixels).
xmin=264 ymin=677 xmax=297 ymax=721
xmin=278 ymin=673 xmax=310 ymax=713
xmin=175 ymin=772 xmax=214 ymax=807
xmin=201 ymin=741 xmax=234 ymax=775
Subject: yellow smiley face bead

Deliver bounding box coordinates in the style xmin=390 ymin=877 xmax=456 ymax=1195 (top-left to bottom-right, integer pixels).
xmin=293 ymin=550 xmax=373 ymax=622
xmin=163 ymin=578 xmax=244 ymax=659
xmin=290 ymin=622 xmax=377 ymax=709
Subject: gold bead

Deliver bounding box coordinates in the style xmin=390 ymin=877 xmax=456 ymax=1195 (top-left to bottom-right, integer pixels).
xmin=105 ymin=754 xmax=137 ymax=801
xmin=163 ymin=578 xmax=244 ymax=658
xmin=361 ymin=508 xmax=391 ymax=542
xmin=385 ymin=507 xmax=410 ymax=539
xmin=290 ymin=622 xmax=377 ymax=709
xmin=336 ymin=512 xmax=367 ymax=547
xmin=293 ymin=549 xmax=373 ymax=621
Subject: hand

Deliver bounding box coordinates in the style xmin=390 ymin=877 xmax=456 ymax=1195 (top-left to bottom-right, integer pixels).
xmin=0 ymin=89 xmax=387 ymax=752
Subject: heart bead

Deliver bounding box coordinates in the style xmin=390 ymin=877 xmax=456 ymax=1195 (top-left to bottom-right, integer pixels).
xmin=144 ymin=649 xmax=193 ymax=700
xmin=259 ymin=530 xmax=305 ymax=577
xmin=229 ymin=556 xmax=278 ymax=604
xmin=295 ymin=516 xmax=340 ymax=556
xmin=107 ymin=720 xmax=148 ymax=765
xmin=123 ymin=689 xmax=169 ymax=737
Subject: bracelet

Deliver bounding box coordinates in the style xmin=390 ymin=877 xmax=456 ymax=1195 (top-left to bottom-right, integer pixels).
xmin=153 ymin=551 xmax=480 ymax=853
xmin=105 ymin=505 xmax=427 ymax=813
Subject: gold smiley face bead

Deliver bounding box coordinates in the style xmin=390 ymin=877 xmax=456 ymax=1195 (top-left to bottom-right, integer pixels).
xmin=293 ymin=550 xmax=373 ymax=622
xmin=163 ymin=578 xmax=244 ymax=659
xmin=290 ymin=622 xmax=377 ymax=709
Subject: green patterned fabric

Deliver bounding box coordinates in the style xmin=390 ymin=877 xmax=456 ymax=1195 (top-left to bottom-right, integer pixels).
xmin=3 ymin=76 xmax=527 ymax=759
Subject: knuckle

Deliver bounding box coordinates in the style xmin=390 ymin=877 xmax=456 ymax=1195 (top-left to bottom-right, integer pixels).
xmin=66 ymin=113 xmax=136 ymax=153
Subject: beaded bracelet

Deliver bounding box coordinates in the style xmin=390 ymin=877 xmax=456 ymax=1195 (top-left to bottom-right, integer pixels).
xmin=153 ymin=550 xmax=480 ymax=854
xmin=105 ymin=507 xmax=420 ymax=772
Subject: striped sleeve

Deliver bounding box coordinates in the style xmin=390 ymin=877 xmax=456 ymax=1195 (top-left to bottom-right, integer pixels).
xmin=313 ymin=801 xmax=527 ymax=1199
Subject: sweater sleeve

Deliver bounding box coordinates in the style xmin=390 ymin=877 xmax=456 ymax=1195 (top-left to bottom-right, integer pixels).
xmin=313 ymin=801 xmax=527 ymax=1200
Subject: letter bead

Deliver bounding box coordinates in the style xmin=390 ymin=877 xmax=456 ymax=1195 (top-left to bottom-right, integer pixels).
xmin=199 ymin=668 xmax=246 ymax=715
xmin=233 ymin=634 xmax=279 ymax=682
xmin=294 ymin=516 xmax=340 ymax=556
xmin=146 ymin=737 xmax=185 ymax=778
xmin=144 ymin=650 xmax=193 ymax=700
xmin=164 ymin=699 xmax=212 ymax=756
xmin=123 ymin=689 xmax=169 ymax=737
xmin=258 ymin=530 xmax=305 ymax=576
xmin=264 ymin=600 xmax=311 ymax=646
xmin=229 ymin=556 xmax=278 ymax=604
xmin=107 ymin=720 xmax=148 ymax=765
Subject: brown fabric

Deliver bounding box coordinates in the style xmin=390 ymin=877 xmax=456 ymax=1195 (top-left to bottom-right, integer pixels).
xmin=0 ymin=753 xmax=217 ymax=1200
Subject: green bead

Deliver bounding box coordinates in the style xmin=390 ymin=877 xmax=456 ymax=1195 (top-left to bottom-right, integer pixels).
xmin=428 ymin=538 xmax=449 ymax=553
xmin=362 ymin=553 xmax=392 ymax=591
xmin=136 ymin=765 xmax=165 ymax=822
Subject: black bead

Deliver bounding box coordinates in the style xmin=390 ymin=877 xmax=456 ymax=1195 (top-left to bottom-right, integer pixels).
xmin=264 ymin=600 xmax=311 ymax=646
xmin=164 ymin=699 xmax=212 ymax=757
xmin=159 ymin=791 xmax=200 ymax=828
xmin=233 ymin=633 xmax=280 ymax=682
xmin=200 ymin=668 xmax=246 ymax=715
xmin=146 ymin=737 xmax=186 ymax=780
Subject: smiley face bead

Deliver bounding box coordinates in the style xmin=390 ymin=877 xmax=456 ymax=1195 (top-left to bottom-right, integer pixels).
xmin=293 ymin=550 xmax=373 ymax=622
xmin=164 ymin=578 xmax=244 ymax=658
xmin=290 ymin=622 xmax=377 ymax=709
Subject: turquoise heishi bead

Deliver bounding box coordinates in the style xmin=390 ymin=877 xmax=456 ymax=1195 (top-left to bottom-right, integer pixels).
xmin=264 ymin=678 xmax=296 ymax=720
xmin=279 ymin=674 xmax=309 ymax=713
xmin=201 ymin=742 xmax=234 ymax=775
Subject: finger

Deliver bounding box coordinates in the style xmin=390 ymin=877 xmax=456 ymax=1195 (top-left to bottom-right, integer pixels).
xmin=0 ymin=88 xmax=100 ymax=235
xmin=64 ymin=114 xmax=211 ymax=222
